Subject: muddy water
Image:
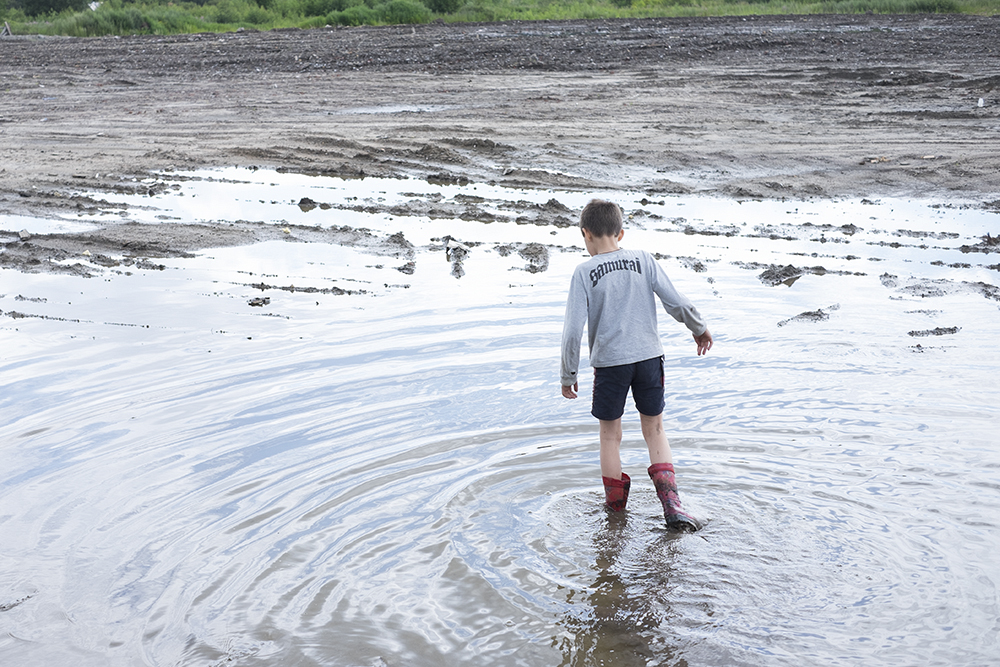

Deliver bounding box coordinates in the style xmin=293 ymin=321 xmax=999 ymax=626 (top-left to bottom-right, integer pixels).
xmin=2 ymin=169 xmax=999 ymax=666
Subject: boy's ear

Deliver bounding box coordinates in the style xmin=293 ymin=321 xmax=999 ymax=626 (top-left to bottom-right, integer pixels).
xmin=618 ymin=230 xmax=625 ymax=241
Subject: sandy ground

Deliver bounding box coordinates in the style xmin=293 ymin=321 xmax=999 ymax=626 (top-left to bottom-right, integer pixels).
xmin=1 ymin=14 xmax=999 ymax=266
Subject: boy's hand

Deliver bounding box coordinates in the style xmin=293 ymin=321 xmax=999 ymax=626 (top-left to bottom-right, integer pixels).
xmin=561 ymin=382 xmax=578 ymax=399
xmin=694 ymin=330 xmax=713 ymax=356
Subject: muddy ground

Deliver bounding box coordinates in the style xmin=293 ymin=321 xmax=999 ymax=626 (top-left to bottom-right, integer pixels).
xmin=1 ymin=14 xmax=999 ymax=267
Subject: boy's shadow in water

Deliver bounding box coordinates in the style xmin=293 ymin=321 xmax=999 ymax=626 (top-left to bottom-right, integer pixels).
xmin=556 ymin=512 xmax=688 ymax=667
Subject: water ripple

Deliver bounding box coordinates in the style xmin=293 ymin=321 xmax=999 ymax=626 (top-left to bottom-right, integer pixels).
xmin=2 ymin=176 xmax=999 ymax=666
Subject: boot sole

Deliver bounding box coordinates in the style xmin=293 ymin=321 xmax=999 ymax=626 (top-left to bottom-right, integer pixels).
xmin=666 ymin=515 xmax=702 ymax=533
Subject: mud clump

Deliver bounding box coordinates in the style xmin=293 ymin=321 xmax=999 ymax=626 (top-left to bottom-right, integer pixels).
xmin=134 ymin=259 xmax=166 ymax=271
xmin=758 ymin=264 xmax=809 ymax=287
xmin=881 ymin=274 xmax=1000 ymax=302
xmin=517 ymin=242 xmax=549 ymax=274
xmin=386 ymin=231 xmax=414 ymax=252
xmin=248 ymin=283 xmax=363 ymax=296
xmin=677 ymin=257 xmax=708 ymax=273
xmin=908 ymin=326 xmax=961 ymax=337
xmin=442 ymin=138 xmax=515 ymax=153
xmin=0 ymin=594 xmax=35 ymax=612
xmin=880 ymin=273 xmax=899 ymax=288
xmin=777 ymin=304 xmax=840 ymax=327
xmin=740 ymin=262 xmax=864 ymax=287
xmin=496 ymin=241 xmax=550 ymax=273
xmin=959 ymin=233 xmax=1000 ymax=255
xmin=438 ymin=236 xmax=476 ymax=278
xmin=510 ymin=198 xmax=576 ymax=228
xmin=778 ymin=310 xmax=828 ymax=327
xmin=428 ymin=172 xmax=470 ymax=187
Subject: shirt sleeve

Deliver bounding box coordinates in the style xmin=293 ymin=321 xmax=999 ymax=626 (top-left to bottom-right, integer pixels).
xmin=649 ymin=256 xmax=707 ymax=336
xmin=560 ymin=269 xmax=589 ymax=386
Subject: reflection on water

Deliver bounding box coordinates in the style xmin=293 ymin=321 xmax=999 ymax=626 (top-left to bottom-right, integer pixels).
xmin=1 ymin=169 xmax=999 ymax=666
xmin=557 ymin=514 xmax=668 ymax=667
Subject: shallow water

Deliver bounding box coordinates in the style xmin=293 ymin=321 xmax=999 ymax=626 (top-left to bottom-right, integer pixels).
xmin=2 ymin=169 xmax=999 ymax=666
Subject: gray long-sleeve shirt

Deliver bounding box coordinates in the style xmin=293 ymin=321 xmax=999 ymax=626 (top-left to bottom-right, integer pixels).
xmin=560 ymin=248 xmax=707 ymax=386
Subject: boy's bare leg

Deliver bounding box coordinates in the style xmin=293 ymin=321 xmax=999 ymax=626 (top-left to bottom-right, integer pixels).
xmin=599 ymin=418 xmax=623 ymax=479
xmin=640 ymin=412 xmax=674 ymax=465
xmin=599 ymin=418 xmax=630 ymax=511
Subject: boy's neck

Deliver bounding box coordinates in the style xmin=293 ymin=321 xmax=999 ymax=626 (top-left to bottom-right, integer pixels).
xmin=583 ymin=229 xmax=624 ymax=256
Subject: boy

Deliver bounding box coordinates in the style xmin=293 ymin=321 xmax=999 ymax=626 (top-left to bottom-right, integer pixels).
xmin=560 ymin=199 xmax=713 ymax=532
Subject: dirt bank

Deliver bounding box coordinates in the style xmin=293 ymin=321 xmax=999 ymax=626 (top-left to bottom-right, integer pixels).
xmin=1 ymin=14 xmax=999 ymax=262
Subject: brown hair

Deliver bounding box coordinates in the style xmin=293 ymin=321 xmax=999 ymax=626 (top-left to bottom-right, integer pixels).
xmin=580 ymin=199 xmax=623 ymax=237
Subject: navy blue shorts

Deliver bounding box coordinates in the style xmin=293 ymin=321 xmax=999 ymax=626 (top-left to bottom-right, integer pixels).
xmin=591 ymin=356 xmax=665 ymax=421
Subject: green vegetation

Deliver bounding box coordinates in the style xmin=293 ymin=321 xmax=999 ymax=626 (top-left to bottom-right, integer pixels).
xmin=1 ymin=0 xmax=996 ymax=35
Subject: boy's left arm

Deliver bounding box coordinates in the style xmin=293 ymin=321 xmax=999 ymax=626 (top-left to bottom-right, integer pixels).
xmin=694 ymin=329 xmax=713 ymax=356
xmin=650 ymin=261 xmax=708 ymax=338
xmin=648 ymin=255 xmax=712 ymax=354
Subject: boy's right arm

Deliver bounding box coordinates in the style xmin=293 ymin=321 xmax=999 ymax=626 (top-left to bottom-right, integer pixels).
xmin=560 ymin=271 xmax=588 ymax=393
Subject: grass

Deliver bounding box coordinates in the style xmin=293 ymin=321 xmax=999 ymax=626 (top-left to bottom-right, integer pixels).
xmin=2 ymin=0 xmax=996 ymax=36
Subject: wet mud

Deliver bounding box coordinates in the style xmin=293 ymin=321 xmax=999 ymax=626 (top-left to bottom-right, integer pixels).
xmin=3 ymin=15 xmax=1000 ymax=222
xmin=0 ymin=220 xmax=413 ymax=278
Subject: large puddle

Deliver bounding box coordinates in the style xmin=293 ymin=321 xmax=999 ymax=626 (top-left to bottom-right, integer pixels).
xmin=2 ymin=169 xmax=999 ymax=666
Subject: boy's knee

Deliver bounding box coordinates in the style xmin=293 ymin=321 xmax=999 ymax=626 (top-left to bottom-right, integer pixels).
xmin=639 ymin=412 xmax=665 ymax=430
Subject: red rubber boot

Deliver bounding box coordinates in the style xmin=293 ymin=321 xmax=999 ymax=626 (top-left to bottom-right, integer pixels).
xmin=602 ymin=472 xmax=631 ymax=512
xmin=648 ymin=463 xmax=701 ymax=532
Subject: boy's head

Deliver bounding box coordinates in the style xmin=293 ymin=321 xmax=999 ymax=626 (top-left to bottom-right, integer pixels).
xmin=580 ymin=199 xmax=623 ymax=238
